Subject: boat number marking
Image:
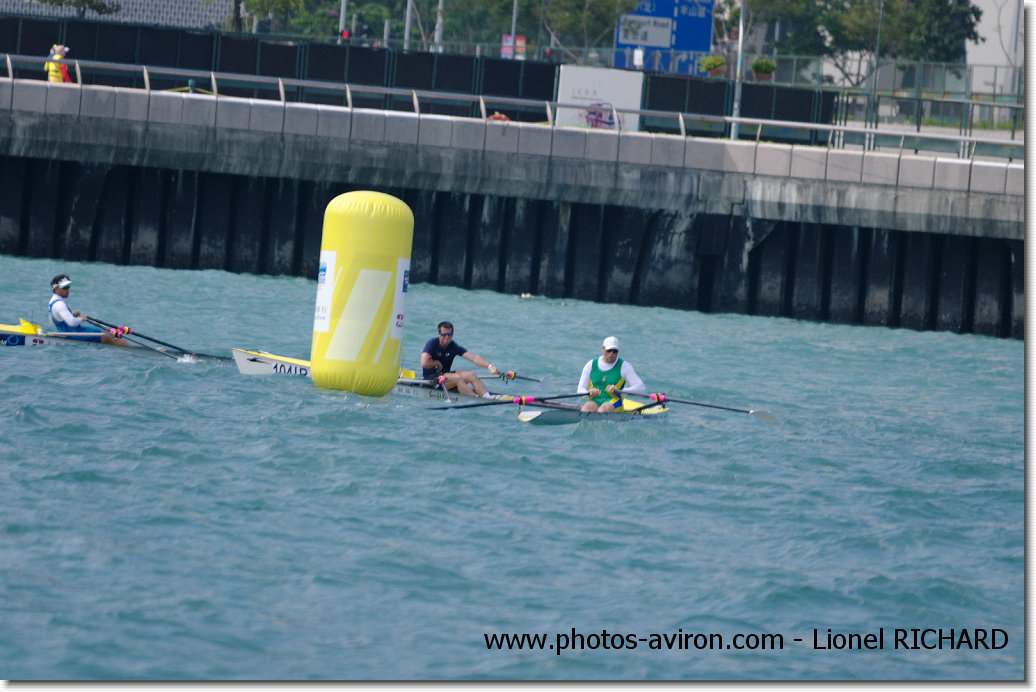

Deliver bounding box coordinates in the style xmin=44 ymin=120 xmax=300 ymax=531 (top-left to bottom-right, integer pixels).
xmin=272 ymin=363 xmax=309 ymax=376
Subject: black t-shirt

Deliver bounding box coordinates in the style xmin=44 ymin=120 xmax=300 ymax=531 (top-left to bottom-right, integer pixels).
xmin=422 ymin=337 xmax=468 ymax=378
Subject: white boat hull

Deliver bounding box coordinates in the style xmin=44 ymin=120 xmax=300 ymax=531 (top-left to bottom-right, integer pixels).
xmin=516 ymin=400 xmax=668 ymax=425
xmin=232 ymin=349 xmax=494 ymax=403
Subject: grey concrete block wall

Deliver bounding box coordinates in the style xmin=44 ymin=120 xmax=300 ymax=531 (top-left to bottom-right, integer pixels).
xmin=789 ymin=146 xmax=827 ymax=180
xmin=417 ymin=113 xmax=452 ymax=148
xmin=861 ymin=151 xmax=899 ymax=185
xmin=45 ymin=84 xmax=79 ymax=115
xmin=482 ymin=121 xmax=516 ymax=153
xmin=215 ymin=96 xmax=251 ymax=130
xmin=114 ymin=88 xmax=148 ymax=121
xmin=454 ymin=118 xmax=488 ymax=151
xmin=1006 ymin=163 xmax=1023 ymax=196
xmin=934 ymin=158 xmax=971 ymax=192
xmin=686 ymin=138 xmax=754 ymax=173
xmin=316 ymin=105 xmax=351 ymax=138
xmin=148 ymin=91 xmax=184 ymax=125
xmin=384 ymin=111 xmax=419 ymax=146
xmin=1 ymin=80 xmax=1024 ymax=207
xmin=755 ymin=143 xmax=791 ymax=177
xmin=897 ymin=155 xmax=936 ymax=189
xmin=586 ymin=129 xmax=619 ymax=162
xmin=650 ymin=133 xmax=686 ymax=168
xmin=182 ymin=93 xmax=216 ymax=128
xmin=249 ymin=99 xmax=285 ymax=133
xmin=551 ymin=128 xmax=587 ymax=158
xmin=80 ymin=85 xmax=117 ymax=120
xmin=969 ymin=161 xmax=1008 ymax=195
xmin=283 ymin=102 xmax=320 ymax=136
xmin=12 ymin=81 xmax=47 ymax=113
xmin=352 ymin=109 xmax=387 ymax=142
xmin=616 ymin=131 xmax=650 ymax=164
xmin=826 ymin=150 xmax=863 ymax=182
xmin=517 ymin=123 xmax=552 ymax=156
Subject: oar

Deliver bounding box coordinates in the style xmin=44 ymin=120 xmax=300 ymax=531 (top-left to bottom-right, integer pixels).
xmin=435 ymin=374 xmax=453 ymax=404
xmin=47 ymin=328 xmax=182 ymax=360
xmin=631 ymin=393 xmax=778 ymax=423
xmin=489 ymin=369 xmax=542 ymax=383
xmin=431 ymin=392 xmax=588 ymax=411
xmin=87 ymin=317 xmax=232 ymax=361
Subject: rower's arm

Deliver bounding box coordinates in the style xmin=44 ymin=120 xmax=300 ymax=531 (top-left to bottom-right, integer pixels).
xmin=461 ymin=352 xmax=494 ymax=371
xmin=620 ymin=362 xmax=647 ymax=395
xmin=51 ymin=299 xmax=82 ymax=327
xmin=420 ymin=351 xmax=439 ymax=370
xmin=576 ymin=360 xmax=593 ymax=393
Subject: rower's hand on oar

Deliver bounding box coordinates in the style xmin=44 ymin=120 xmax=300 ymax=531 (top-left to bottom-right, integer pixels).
xmin=488 ymin=364 xmax=500 ymax=376
xmin=588 ymin=387 xmax=600 ymax=398
xmin=605 ymin=384 xmax=622 ymax=396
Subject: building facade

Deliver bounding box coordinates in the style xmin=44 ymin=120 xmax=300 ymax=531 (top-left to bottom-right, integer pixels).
xmin=0 ymin=0 xmax=234 ymax=29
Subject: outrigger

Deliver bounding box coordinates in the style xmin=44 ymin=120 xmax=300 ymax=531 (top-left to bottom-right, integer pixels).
xmin=231 ymin=348 xmax=529 ymax=403
xmin=1 ymin=318 xmax=231 ymax=362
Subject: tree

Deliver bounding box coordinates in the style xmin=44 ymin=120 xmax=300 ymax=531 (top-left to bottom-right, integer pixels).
xmin=729 ymin=0 xmax=983 ymax=86
xmin=542 ymin=0 xmax=637 ymax=58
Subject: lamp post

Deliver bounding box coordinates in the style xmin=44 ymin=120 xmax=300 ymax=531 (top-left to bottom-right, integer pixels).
xmin=434 ymin=0 xmax=444 ymax=51
xmin=403 ymin=0 xmax=413 ymax=51
xmin=730 ymin=0 xmax=746 ymax=140
xmin=868 ymin=0 xmax=886 ymax=129
xmin=510 ymin=0 xmax=519 ymax=59
xmin=338 ymin=0 xmax=348 ymax=43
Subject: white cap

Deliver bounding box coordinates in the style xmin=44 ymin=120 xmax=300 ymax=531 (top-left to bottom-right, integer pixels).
xmin=51 ymin=274 xmax=72 ymax=289
xmin=602 ymin=336 xmax=620 ymax=351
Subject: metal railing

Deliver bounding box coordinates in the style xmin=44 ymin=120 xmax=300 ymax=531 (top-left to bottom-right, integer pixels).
xmin=4 ymin=53 xmax=1023 ymax=163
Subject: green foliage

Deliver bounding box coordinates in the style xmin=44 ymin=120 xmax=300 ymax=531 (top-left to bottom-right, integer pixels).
xmin=750 ymin=56 xmax=775 ymax=73
xmin=700 ymin=55 xmax=726 ymax=70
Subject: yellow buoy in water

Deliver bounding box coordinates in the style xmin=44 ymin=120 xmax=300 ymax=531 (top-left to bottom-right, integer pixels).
xmin=310 ymin=191 xmax=414 ymax=395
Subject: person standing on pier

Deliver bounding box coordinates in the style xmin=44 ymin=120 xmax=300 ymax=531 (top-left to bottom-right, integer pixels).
xmin=44 ymin=44 xmax=72 ymax=83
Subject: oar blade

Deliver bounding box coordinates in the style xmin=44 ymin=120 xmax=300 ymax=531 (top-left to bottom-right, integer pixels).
xmin=749 ymin=409 xmax=778 ymax=424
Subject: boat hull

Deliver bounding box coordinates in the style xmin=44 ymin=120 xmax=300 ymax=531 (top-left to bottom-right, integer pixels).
xmin=232 ymin=348 xmax=311 ymax=376
xmin=232 ymin=349 xmax=492 ymax=403
xmin=2 ymin=320 xmax=170 ymax=356
xmin=516 ymin=400 xmax=668 ymax=425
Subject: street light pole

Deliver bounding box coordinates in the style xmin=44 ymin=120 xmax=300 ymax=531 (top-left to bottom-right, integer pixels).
xmin=434 ymin=0 xmax=444 ymax=51
xmin=868 ymin=0 xmax=886 ymax=129
xmin=730 ymin=0 xmax=746 ymax=140
xmin=403 ymin=0 xmax=413 ymax=51
xmin=338 ymin=0 xmax=348 ymax=43
xmin=510 ymin=0 xmax=519 ymax=58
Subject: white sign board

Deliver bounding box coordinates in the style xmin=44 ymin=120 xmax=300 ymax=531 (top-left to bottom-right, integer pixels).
xmin=617 ymin=14 xmax=672 ymax=48
xmin=555 ymin=65 xmax=645 ymax=131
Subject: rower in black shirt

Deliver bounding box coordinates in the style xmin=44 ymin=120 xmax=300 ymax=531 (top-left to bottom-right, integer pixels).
xmin=420 ymin=321 xmax=502 ymax=399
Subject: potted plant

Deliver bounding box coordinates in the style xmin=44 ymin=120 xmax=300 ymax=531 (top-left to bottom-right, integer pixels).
xmin=700 ymin=55 xmax=727 ymax=77
xmin=751 ymin=57 xmax=776 ymax=81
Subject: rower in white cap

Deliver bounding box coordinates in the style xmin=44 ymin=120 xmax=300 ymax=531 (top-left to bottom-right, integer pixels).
xmin=576 ymin=336 xmax=647 ymax=413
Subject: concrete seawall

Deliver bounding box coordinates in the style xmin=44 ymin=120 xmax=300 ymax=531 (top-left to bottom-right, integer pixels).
xmin=0 ymin=80 xmax=1024 ymax=337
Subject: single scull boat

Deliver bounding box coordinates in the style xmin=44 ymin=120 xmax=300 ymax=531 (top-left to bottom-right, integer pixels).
xmin=515 ymin=399 xmax=668 ymax=425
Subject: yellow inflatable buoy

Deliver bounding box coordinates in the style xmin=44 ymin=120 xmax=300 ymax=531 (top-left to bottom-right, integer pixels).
xmin=310 ymin=191 xmax=414 ymax=395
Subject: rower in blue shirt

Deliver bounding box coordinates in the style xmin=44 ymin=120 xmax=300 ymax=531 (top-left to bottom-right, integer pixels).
xmin=421 ymin=321 xmax=502 ymax=398
xmin=48 ymin=274 xmax=128 ymax=345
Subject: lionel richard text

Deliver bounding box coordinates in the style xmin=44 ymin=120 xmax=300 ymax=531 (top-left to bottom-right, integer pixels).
xmin=809 ymin=628 xmax=1008 ymax=650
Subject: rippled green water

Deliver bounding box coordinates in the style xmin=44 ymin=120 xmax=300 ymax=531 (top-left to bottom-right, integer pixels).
xmin=1 ymin=256 xmax=1023 ymax=680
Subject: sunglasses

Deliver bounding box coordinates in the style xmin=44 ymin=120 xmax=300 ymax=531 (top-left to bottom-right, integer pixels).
xmin=439 ymin=332 xmax=453 ymax=337
xmin=605 ymin=348 xmax=618 ymax=353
